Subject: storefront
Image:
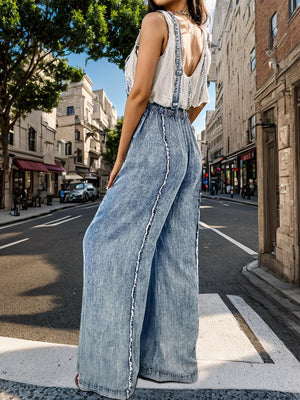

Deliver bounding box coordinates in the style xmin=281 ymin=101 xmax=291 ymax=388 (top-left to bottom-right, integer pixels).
xmin=219 ymin=145 xmax=257 ymax=195
xmin=239 ymin=148 xmax=257 ymax=196
xmin=210 ymin=158 xmax=223 ymax=194
xmin=222 ymin=157 xmax=239 ymax=194
xmin=12 ymin=158 xmax=65 ymax=200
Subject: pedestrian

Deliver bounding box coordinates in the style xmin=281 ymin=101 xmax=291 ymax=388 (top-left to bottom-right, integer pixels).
xmin=230 ymin=186 xmax=234 ymax=198
xmin=76 ymin=1 xmax=211 ymax=399
xmin=246 ymin=181 xmax=251 ymax=200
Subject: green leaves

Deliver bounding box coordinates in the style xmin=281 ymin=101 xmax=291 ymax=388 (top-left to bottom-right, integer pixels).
xmin=103 ymin=117 xmax=124 ymax=166
xmin=0 ymin=0 xmax=146 ymax=129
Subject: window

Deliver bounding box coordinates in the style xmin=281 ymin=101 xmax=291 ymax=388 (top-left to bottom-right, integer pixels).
xmin=28 ymin=127 xmax=36 ymax=151
xmin=290 ymin=0 xmax=300 ymax=15
xmin=65 ymin=141 xmax=72 ymax=155
xmin=250 ymin=47 xmax=256 ymax=71
xmin=67 ymin=106 xmax=74 ymax=115
xmin=249 ymin=114 xmax=256 ymax=142
xmin=75 ymin=129 xmax=80 ymax=141
xmin=76 ymin=149 xmax=83 ymax=163
xmin=270 ymin=12 xmax=277 ymax=48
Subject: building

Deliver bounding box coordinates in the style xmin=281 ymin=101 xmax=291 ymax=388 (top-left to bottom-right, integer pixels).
xmin=209 ymin=0 xmax=257 ymax=196
xmin=255 ymin=0 xmax=300 ymax=284
xmin=56 ymin=75 xmax=117 ymax=193
xmin=4 ymin=109 xmax=65 ymax=209
xmin=205 ymin=108 xmax=223 ymax=193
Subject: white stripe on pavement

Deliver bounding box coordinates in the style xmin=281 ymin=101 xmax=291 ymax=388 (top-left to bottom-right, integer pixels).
xmin=0 ymin=215 xmax=51 ymax=230
xmin=227 ymin=295 xmax=299 ymax=366
xmin=34 ymin=215 xmax=82 ymax=227
xmin=0 ymin=294 xmax=299 ymax=393
xmin=197 ymin=293 xmax=262 ymax=363
xmin=0 ymin=238 xmax=30 ymax=250
xmin=200 ymin=221 xmax=257 ymax=256
xmin=34 ymin=215 xmax=71 ymax=228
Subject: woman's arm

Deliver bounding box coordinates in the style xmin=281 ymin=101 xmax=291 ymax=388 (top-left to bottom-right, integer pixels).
xmin=188 ymin=102 xmax=207 ymax=125
xmin=107 ymin=12 xmax=167 ymax=189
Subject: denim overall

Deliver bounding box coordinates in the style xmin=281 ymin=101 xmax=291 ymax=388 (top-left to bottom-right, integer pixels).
xmin=77 ymin=10 xmax=202 ymax=400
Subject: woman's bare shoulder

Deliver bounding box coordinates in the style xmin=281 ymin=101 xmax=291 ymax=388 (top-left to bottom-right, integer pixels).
xmin=140 ymin=10 xmax=168 ymax=30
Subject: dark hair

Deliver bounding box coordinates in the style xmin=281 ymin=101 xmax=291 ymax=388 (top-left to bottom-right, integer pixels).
xmin=146 ymin=0 xmax=210 ymax=26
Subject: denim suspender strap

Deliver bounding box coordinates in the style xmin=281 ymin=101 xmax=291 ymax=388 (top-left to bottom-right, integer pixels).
xmin=166 ymin=10 xmax=183 ymax=111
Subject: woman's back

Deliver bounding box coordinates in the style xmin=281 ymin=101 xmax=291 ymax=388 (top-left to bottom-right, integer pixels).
xmin=125 ymin=9 xmax=211 ymax=110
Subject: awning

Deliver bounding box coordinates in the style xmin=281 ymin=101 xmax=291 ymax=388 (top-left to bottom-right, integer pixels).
xmin=45 ymin=161 xmax=65 ymax=172
xmin=14 ymin=158 xmax=49 ymax=172
xmin=85 ymin=173 xmax=97 ymax=180
xmin=64 ymin=173 xmax=84 ymax=181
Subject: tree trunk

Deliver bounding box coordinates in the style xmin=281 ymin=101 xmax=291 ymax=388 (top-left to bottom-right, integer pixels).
xmin=0 ymin=123 xmax=10 ymax=210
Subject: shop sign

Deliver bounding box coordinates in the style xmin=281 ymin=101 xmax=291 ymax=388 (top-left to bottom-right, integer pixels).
xmin=241 ymin=150 xmax=255 ymax=161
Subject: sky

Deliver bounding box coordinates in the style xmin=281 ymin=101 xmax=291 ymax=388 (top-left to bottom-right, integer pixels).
xmin=67 ymin=0 xmax=217 ymax=135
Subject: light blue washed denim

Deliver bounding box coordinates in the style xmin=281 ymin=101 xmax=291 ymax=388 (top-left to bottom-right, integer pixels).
xmin=76 ymin=10 xmax=202 ymax=400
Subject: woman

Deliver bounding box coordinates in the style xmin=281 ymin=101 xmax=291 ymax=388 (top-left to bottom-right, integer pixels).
xmin=76 ymin=0 xmax=211 ymax=399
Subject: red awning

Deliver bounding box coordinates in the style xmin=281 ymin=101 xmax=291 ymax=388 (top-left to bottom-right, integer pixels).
xmin=14 ymin=158 xmax=49 ymax=172
xmin=45 ymin=161 xmax=65 ymax=172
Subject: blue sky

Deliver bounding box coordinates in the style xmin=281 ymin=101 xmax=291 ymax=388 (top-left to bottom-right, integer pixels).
xmin=67 ymin=0 xmax=216 ymax=135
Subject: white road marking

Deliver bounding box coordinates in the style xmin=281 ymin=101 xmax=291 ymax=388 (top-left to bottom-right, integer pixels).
xmin=34 ymin=215 xmax=82 ymax=227
xmin=0 ymin=202 xmax=101 ymax=231
xmin=197 ymin=293 xmax=262 ymax=363
xmin=34 ymin=216 xmax=71 ymax=227
xmin=0 ymin=238 xmax=30 ymax=250
xmin=82 ymin=204 xmax=100 ymax=209
xmin=0 ymin=294 xmax=299 ymax=393
xmin=227 ymin=295 xmax=299 ymax=366
xmin=200 ymin=221 xmax=257 ymax=256
xmin=0 ymin=215 xmax=51 ymax=230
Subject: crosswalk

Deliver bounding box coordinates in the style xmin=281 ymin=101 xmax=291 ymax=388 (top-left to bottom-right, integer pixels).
xmin=0 ymin=294 xmax=299 ymax=393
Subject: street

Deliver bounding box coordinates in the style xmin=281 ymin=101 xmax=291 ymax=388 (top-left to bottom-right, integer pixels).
xmin=0 ymin=198 xmax=300 ymax=398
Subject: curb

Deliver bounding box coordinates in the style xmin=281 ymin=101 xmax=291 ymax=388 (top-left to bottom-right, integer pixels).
xmin=0 ymin=203 xmax=78 ymax=227
xmin=201 ymin=194 xmax=258 ymax=207
xmin=242 ymin=260 xmax=300 ymax=320
xmin=0 ymin=197 xmax=105 ymax=228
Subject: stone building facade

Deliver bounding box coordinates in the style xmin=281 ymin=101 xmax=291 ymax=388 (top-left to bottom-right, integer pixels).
xmin=4 ymin=109 xmax=65 ymax=209
xmin=208 ymin=0 xmax=257 ymax=196
xmin=56 ymin=75 xmax=117 ymax=193
xmin=255 ymin=0 xmax=300 ymax=284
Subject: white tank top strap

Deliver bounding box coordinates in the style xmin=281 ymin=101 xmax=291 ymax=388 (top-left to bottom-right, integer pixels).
xmin=124 ymin=9 xmax=211 ymax=110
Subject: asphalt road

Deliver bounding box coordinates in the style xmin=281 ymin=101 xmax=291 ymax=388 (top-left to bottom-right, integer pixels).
xmin=199 ymin=197 xmax=300 ymax=360
xmin=1 ymin=197 xmax=300 ymax=399
xmin=0 ymin=197 xmax=299 ymax=359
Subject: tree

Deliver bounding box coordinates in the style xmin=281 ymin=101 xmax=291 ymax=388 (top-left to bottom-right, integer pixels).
xmin=0 ymin=0 xmax=146 ymax=208
xmin=103 ymin=117 xmax=123 ymax=167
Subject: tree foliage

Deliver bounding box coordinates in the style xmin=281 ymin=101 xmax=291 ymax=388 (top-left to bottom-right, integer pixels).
xmin=0 ymin=0 xmax=146 ymax=208
xmin=103 ymin=117 xmax=123 ymax=167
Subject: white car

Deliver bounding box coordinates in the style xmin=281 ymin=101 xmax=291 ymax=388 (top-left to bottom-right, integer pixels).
xmin=68 ymin=183 xmax=97 ymax=202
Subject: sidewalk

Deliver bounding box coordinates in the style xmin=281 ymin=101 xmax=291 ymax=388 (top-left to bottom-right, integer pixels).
xmin=0 ymin=198 xmax=78 ymax=227
xmin=243 ymin=260 xmax=300 ymax=320
xmin=201 ymin=192 xmax=258 ymax=206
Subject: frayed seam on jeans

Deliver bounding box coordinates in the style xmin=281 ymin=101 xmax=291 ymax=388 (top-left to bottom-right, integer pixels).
xmin=126 ymin=112 xmax=171 ymax=399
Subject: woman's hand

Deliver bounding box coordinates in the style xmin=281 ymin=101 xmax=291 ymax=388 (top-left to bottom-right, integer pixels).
xmin=107 ymin=157 xmax=125 ymax=189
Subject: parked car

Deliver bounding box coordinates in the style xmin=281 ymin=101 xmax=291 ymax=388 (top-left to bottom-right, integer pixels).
xmin=68 ymin=182 xmax=97 ymax=202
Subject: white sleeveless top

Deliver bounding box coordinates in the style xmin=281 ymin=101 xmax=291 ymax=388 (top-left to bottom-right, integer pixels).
xmin=124 ymin=10 xmax=211 ymax=110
